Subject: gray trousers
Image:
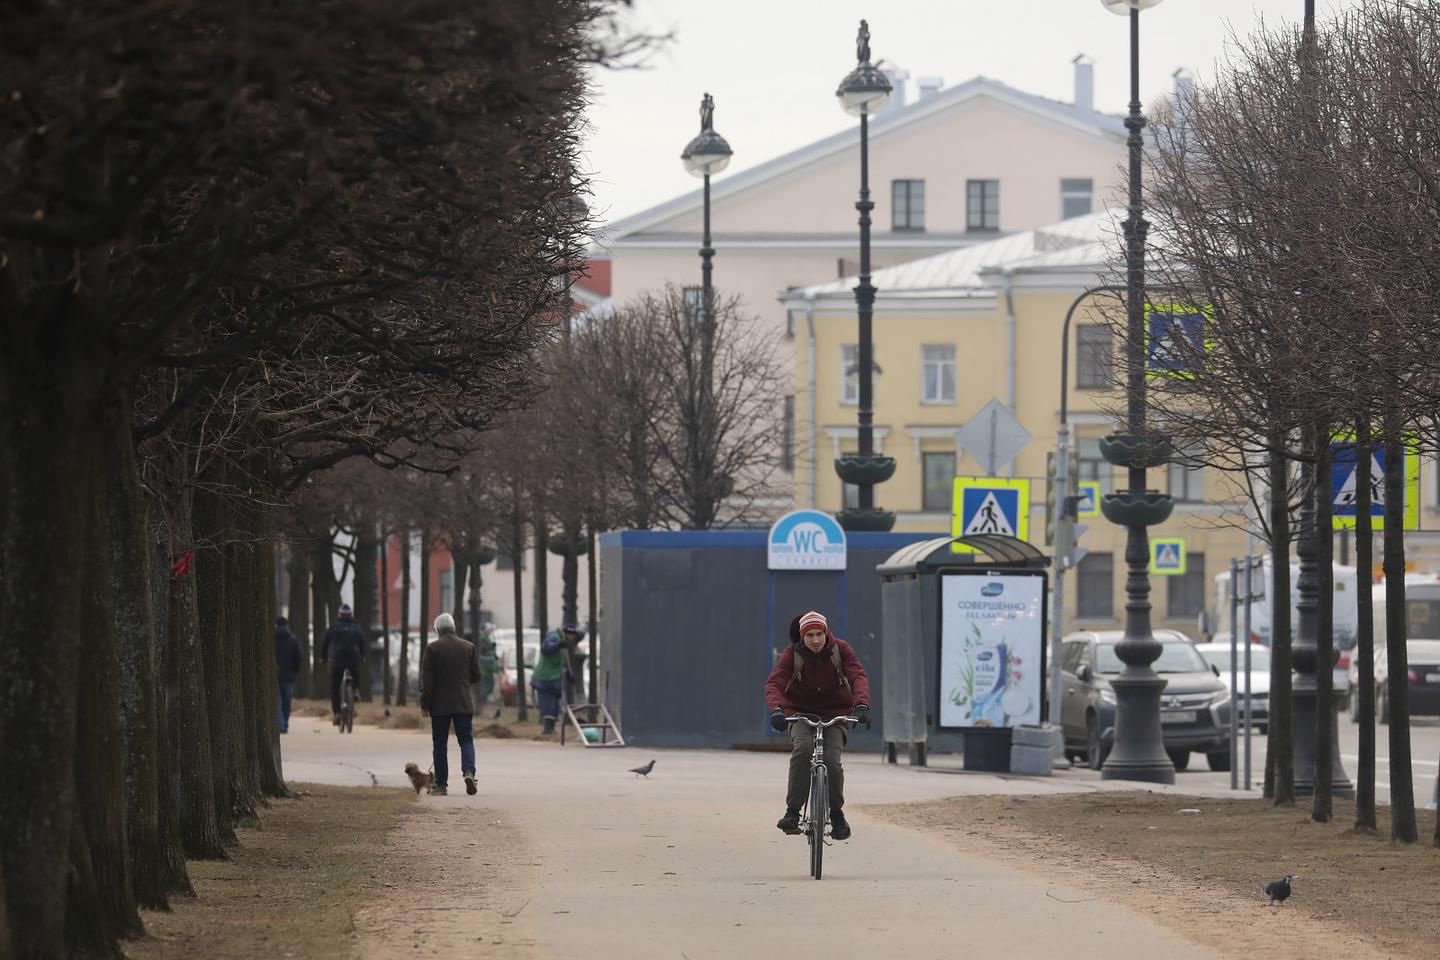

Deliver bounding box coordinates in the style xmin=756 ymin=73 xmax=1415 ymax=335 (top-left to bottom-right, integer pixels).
xmin=787 ymin=724 xmax=845 ymax=811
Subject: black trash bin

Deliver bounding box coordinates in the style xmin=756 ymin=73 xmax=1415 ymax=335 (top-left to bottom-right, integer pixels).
xmin=962 ymin=727 xmax=1013 ymax=772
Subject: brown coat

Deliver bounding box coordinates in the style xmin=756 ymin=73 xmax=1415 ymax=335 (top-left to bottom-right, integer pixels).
xmin=420 ymin=632 xmax=481 ymax=715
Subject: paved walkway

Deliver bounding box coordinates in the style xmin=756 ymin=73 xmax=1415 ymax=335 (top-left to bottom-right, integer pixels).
xmin=284 ymin=723 xmax=1231 ymax=959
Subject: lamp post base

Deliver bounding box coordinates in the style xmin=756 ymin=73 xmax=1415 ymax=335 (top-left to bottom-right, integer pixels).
xmin=1101 ymin=670 xmax=1176 ymax=784
xmin=1292 ymin=685 xmax=1356 ymax=799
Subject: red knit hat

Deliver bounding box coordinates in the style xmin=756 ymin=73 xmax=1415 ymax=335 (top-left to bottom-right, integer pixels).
xmin=797 ymin=611 xmax=829 ymax=637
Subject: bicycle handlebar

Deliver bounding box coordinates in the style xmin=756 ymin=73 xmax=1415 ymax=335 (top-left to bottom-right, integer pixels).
xmin=786 ymin=715 xmax=857 ymax=729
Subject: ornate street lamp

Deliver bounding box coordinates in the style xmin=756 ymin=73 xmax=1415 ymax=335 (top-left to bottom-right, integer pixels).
xmin=834 ymin=20 xmax=896 ymax=532
xmin=680 ymin=93 xmax=733 ymax=509
xmin=1096 ymin=0 xmax=1174 ymax=783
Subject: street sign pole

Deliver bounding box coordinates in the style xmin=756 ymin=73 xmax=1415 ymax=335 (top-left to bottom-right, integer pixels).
xmin=1229 ymin=559 xmax=1239 ymax=791
xmin=1242 ymin=552 xmax=1255 ymax=791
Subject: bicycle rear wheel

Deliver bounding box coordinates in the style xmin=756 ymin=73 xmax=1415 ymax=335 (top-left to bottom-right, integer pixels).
xmin=809 ymin=764 xmax=827 ymax=879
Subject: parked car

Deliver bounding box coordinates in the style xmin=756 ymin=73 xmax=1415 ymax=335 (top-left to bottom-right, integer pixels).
xmin=1209 ymin=628 xmax=1350 ymax=707
xmin=1194 ymin=641 xmax=1269 ymax=733
xmin=1060 ymin=629 xmax=1232 ymax=772
xmin=1348 ymin=638 xmax=1440 ymax=724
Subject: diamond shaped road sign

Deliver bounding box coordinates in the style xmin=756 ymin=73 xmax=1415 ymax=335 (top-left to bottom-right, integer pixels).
xmin=955 ymin=398 xmax=1031 ymax=476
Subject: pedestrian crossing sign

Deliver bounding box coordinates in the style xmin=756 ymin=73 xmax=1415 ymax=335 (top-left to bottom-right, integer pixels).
xmin=1145 ymin=303 xmax=1212 ymax=380
xmin=1077 ymin=481 xmax=1101 ymax=519
xmin=1329 ymin=433 xmax=1420 ymax=531
xmin=951 ymin=477 xmax=1030 ymax=554
xmin=1150 ymin=537 xmax=1186 ymax=575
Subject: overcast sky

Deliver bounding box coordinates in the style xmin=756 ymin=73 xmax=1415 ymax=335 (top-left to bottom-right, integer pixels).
xmin=581 ymin=0 xmax=1364 ymax=226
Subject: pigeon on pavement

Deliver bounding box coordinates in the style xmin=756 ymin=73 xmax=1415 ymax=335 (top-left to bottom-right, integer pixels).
xmin=1262 ymin=874 xmax=1296 ymax=905
xmin=628 ymin=759 xmax=656 ymax=778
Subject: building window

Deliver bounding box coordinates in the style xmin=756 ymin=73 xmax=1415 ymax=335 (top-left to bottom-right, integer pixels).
xmin=782 ymin=396 xmax=795 ymax=473
xmin=892 ymin=179 xmax=925 ymax=231
xmin=840 ymin=345 xmax=859 ymax=405
xmin=1168 ymin=447 xmax=1206 ymax=503
xmin=682 ymin=285 xmax=702 ymax=326
xmin=1075 ymin=437 xmax=1113 ymax=495
xmin=966 ymin=179 xmax=1000 ymax=231
xmin=1168 ymin=554 xmax=1206 ymax=619
xmin=921 ymin=345 xmax=956 ymax=403
xmin=1061 ymin=178 xmax=1094 ymax=219
xmin=922 ymin=452 xmax=955 ymax=512
xmin=1076 ymin=552 xmax=1114 ymax=619
xmin=1076 ymin=324 xmax=1113 ymax=389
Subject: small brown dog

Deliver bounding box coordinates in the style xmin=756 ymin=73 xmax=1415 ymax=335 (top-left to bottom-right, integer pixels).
xmin=404 ymin=763 xmax=434 ymax=794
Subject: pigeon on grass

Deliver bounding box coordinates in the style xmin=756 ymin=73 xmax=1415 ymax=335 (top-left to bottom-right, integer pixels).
xmin=628 ymin=759 xmax=656 ymax=779
xmin=1262 ymin=874 xmax=1296 ymax=905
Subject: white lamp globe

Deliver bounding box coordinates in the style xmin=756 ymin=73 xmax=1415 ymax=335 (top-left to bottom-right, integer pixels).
xmin=836 ymin=65 xmax=893 ymax=118
xmin=1102 ymin=0 xmax=1164 ymax=13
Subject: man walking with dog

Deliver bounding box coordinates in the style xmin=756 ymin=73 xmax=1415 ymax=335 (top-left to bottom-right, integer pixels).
xmin=420 ymin=613 xmax=482 ymax=796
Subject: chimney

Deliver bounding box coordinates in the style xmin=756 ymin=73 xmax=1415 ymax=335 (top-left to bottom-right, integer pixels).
xmin=1072 ymin=54 xmax=1094 ymax=113
xmin=917 ymin=76 xmax=943 ymax=102
xmin=879 ymin=65 xmax=909 ymax=116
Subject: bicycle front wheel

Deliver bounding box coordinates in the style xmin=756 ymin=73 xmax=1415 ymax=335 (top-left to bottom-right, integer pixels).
xmin=809 ymin=764 xmax=828 ymax=880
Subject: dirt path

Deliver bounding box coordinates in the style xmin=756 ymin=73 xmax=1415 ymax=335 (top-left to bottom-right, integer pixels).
xmin=871 ymin=794 xmax=1431 ymax=960
xmin=354 ymin=800 xmax=541 ymax=960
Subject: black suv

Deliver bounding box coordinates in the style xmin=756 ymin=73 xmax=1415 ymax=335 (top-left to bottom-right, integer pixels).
xmin=1059 ymin=630 xmax=1233 ymax=772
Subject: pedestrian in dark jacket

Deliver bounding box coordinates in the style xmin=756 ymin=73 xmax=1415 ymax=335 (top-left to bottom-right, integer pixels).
xmin=321 ymin=603 xmax=366 ymax=723
xmin=275 ymin=616 xmax=303 ymax=734
xmin=763 ymin=610 xmax=871 ymax=840
xmin=421 ymin=613 xmax=482 ymax=796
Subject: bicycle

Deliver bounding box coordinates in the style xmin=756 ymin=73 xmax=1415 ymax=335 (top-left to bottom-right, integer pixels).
xmin=786 ymin=714 xmax=857 ymax=880
xmin=338 ymin=668 xmax=357 ymax=734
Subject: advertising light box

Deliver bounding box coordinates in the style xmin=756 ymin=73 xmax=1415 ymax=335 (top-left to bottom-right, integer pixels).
xmin=938 ymin=571 xmax=1047 ymax=730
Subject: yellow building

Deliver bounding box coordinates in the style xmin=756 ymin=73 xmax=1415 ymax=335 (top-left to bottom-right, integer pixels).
xmin=780 ymin=211 xmax=1257 ymax=638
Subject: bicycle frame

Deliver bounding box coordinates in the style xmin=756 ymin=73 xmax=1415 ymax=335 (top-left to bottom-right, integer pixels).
xmin=786 ymin=715 xmax=856 ymax=879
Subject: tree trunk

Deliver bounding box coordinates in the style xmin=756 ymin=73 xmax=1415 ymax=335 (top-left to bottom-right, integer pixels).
xmin=0 ymin=363 xmax=93 ymax=959
xmin=195 ymin=491 xmax=240 ymax=843
xmin=380 ymin=533 xmax=392 ymax=705
xmin=535 ymin=523 xmax=550 ymax=642
xmin=310 ymin=538 xmax=333 ymax=709
xmin=163 ymin=485 xmax=226 ymax=860
xmin=1312 ymin=422 xmax=1334 ymax=822
xmin=468 ymin=558 xmax=483 ymax=642
xmin=587 ymin=525 xmax=599 ymax=706
xmin=1267 ymin=437 xmax=1295 ymax=805
xmin=561 ymin=522 xmax=580 ymax=628
xmin=354 ymin=524 xmax=378 ymax=702
xmin=452 ymin=545 xmax=470 ymax=634
xmin=256 ymin=540 xmax=287 ymax=798
xmin=287 ymin=544 xmax=311 ymax=699
xmin=1382 ymin=428 xmax=1416 ymax=842
xmin=511 ymin=519 xmax=528 ymax=723
xmin=420 ymin=529 xmax=432 ymax=655
xmin=67 ymin=442 xmax=143 ymax=954
xmin=108 ymin=410 xmax=188 ymax=907
xmin=1354 ymin=422 xmax=1377 ymax=831
xmin=397 ymin=529 xmax=411 ymax=706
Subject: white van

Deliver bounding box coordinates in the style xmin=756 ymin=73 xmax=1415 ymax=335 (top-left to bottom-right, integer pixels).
xmin=1349 ymin=575 xmax=1440 ymax=722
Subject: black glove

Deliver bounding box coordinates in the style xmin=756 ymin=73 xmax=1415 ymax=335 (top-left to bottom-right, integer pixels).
xmin=770 ymin=708 xmax=788 ymax=732
xmin=853 ymin=704 xmax=871 ymax=729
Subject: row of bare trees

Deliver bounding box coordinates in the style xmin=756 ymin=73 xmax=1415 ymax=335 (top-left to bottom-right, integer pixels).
xmin=0 ymin=2 xmax=650 ymax=957
xmin=277 ymin=285 xmax=790 ymax=719
xmin=1122 ymin=0 xmax=1440 ymax=845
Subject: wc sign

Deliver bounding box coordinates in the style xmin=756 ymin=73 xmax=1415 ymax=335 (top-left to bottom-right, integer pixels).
xmin=767 ymin=510 xmax=848 ymax=571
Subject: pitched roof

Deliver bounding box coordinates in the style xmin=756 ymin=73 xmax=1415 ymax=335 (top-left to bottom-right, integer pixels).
xmin=783 ymin=211 xmax=1118 ymax=301
xmin=601 ymin=77 xmax=1126 ymax=244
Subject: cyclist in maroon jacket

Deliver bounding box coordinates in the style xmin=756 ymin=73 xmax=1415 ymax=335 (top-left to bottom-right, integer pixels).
xmin=764 ymin=610 xmax=871 ymax=840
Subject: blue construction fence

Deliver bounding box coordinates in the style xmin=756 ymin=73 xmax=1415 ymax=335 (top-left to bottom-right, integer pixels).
xmin=598 ymin=529 xmax=966 ymax=751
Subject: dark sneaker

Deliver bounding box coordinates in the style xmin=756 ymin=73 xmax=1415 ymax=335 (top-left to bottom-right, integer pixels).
xmin=830 ymin=810 xmax=851 ymax=841
xmin=776 ymin=809 xmax=802 ymax=835
xmin=428 ymin=785 xmax=447 ymax=796
xmin=464 ymin=774 xmax=477 ymax=796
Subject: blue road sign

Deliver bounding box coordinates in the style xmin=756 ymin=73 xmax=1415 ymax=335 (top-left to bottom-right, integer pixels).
xmin=959 ymin=486 xmax=1021 ymax=537
xmin=1150 ymin=537 xmax=1187 ymax=575
xmin=1330 ymin=436 xmax=1420 ymax=530
xmin=1076 ymin=481 xmax=1100 ymax=518
xmin=1145 ymin=304 xmax=1208 ymax=378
